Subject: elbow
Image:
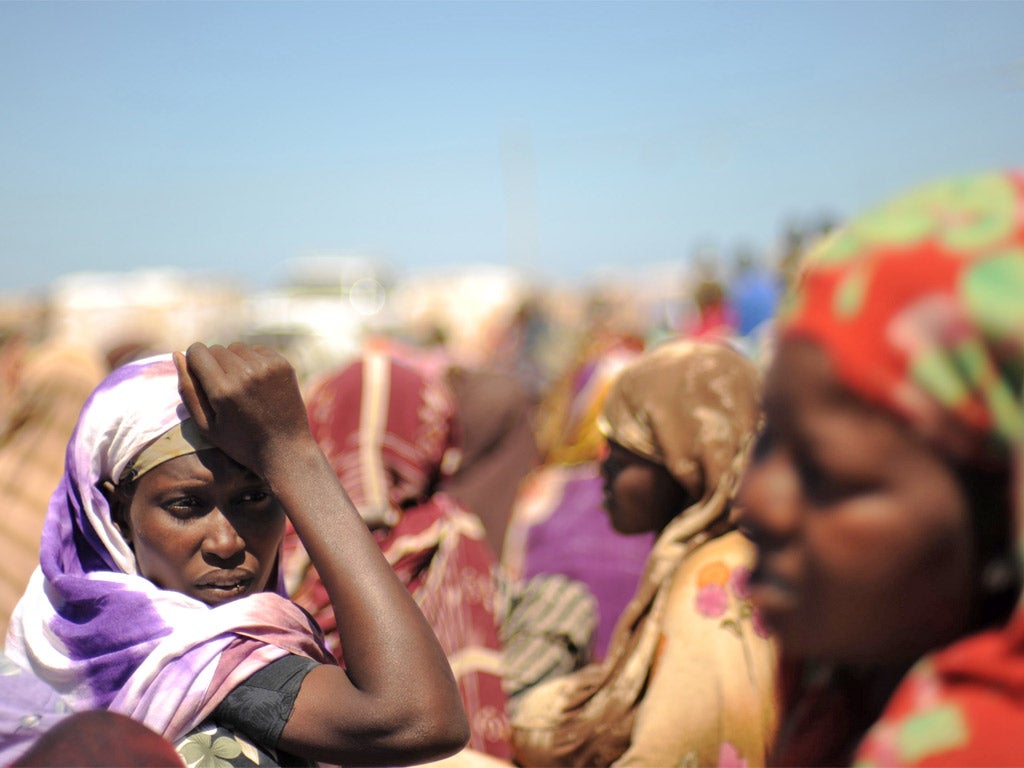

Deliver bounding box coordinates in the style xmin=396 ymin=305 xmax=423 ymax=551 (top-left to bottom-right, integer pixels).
xmin=437 ymin=706 xmax=472 ymax=758
xmin=321 ymin=701 xmax=470 ymax=767
xmin=354 ymin=687 xmax=470 ymax=765
xmin=402 ymin=694 xmax=471 ymax=763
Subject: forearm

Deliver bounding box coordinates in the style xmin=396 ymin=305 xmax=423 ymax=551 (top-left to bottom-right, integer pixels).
xmin=173 ymin=343 xmax=469 ymax=762
xmin=267 ymin=438 xmax=451 ymax=685
xmin=264 ymin=437 xmax=469 ymax=760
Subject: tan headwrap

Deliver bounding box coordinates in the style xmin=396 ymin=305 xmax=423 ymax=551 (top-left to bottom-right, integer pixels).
xmin=599 ymin=338 xmax=760 ymax=506
xmin=511 ymin=339 xmax=763 ymax=766
xmin=120 ymin=419 xmax=214 ymax=485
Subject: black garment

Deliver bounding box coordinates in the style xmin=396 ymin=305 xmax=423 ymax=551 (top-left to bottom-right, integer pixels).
xmin=177 ymin=655 xmax=319 ymax=768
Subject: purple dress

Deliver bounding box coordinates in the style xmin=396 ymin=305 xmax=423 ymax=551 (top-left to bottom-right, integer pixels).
xmin=517 ymin=463 xmax=655 ymax=660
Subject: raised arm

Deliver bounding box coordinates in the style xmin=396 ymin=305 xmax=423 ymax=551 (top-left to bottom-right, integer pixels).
xmin=175 ymin=342 xmax=469 ymax=766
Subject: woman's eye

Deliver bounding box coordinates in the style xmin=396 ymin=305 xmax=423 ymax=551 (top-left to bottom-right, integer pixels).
xmin=163 ymin=496 xmax=202 ymax=517
xmin=798 ymin=458 xmax=873 ymax=506
xmin=237 ymin=489 xmax=271 ymax=505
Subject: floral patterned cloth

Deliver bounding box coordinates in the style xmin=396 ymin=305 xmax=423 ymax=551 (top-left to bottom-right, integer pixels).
xmin=176 ymin=721 xmax=312 ymax=768
xmin=778 ymin=171 xmax=1024 ymax=456
xmin=773 ymin=171 xmax=1024 ymax=766
xmin=510 ymin=340 xmax=777 ymax=767
xmin=616 ymin=531 xmax=777 ymax=768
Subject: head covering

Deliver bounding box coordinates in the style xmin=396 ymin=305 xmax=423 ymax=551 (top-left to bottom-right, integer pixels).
xmin=599 ymin=338 xmax=761 ymax=517
xmin=534 ymin=340 xmax=641 ymax=466
xmin=288 ymin=349 xmax=511 ymax=759
xmin=119 ymin=419 xmax=213 ymax=485
xmin=5 ymin=355 xmax=332 ymax=742
xmin=777 ymin=171 xmax=1024 ymax=460
xmin=512 ymin=339 xmax=765 ymax=766
xmin=304 ymin=349 xmax=461 ymax=528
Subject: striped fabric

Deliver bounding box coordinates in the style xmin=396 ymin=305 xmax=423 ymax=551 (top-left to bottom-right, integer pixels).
xmin=500 ymin=572 xmax=598 ymax=709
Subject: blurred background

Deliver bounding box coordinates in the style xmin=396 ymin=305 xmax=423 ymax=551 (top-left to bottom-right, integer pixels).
xmin=0 ymin=0 xmax=1021 ymax=379
xmin=0 ymin=0 xmax=1022 ymax=645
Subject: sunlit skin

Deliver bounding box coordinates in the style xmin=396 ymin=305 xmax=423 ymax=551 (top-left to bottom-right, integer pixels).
xmin=113 ymin=449 xmax=285 ymax=606
xmin=600 ymin=440 xmax=693 ymax=535
xmin=736 ymin=339 xmax=976 ymax=667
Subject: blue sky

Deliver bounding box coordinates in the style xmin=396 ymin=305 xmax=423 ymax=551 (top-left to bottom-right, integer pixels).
xmin=2 ymin=0 xmax=1022 ymax=296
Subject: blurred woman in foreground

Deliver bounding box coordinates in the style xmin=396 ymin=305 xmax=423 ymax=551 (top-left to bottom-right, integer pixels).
xmin=738 ymin=171 xmax=1024 ymax=765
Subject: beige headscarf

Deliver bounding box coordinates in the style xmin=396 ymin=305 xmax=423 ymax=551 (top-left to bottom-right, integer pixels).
xmin=511 ymin=339 xmax=762 ymax=766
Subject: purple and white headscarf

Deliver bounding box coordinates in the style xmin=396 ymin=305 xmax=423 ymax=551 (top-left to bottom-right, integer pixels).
xmin=5 ymin=355 xmax=332 ymax=742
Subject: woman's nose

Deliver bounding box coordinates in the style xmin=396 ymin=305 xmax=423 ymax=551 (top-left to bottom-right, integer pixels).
xmin=201 ymin=508 xmax=246 ymax=563
xmin=735 ymin=450 xmax=802 ymax=544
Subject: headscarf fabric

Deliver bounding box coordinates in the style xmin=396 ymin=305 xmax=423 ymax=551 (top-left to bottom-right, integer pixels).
xmin=287 ymin=351 xmax=511 ymax=759
xmin=511 ymin=339 xmax=767 ymax=766
xmin=303 ymin=348 xmax=462 ymax=527
xmin=599 ymin=338 xmax=761 ymax=504
xmin=5 ymin=355 xmax=332 ymax=743
xmin=770 ymin=171 xmax=1024 ymax=766
xmin=777 ymin=171 xmax=1024 ymax=459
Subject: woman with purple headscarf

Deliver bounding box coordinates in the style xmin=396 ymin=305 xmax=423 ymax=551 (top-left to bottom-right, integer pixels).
xmin=5 ymin=342 xmax=468 ymax=767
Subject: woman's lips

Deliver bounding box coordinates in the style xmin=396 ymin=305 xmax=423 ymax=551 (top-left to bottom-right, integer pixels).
xmin=195 ymin=572 xmax=255 ymax=603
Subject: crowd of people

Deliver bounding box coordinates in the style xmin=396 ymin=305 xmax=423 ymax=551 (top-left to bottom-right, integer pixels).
xmin=2 ymin=168 xmax=1024 ymax=767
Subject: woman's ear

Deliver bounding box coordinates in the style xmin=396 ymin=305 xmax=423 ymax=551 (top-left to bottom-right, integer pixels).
xmin=100 ymin=479 xmax=133 ymax=543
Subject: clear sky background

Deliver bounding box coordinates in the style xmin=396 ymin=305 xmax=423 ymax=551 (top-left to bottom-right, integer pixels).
xmin=2 ymin=0 xmax=1022 ymax=297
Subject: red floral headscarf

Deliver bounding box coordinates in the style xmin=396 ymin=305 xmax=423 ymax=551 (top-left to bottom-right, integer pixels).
xmin=778 ymin=171 xmax=1024 ymax=459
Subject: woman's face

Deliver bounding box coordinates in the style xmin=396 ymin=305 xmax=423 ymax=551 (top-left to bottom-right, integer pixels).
xmin=600 ymin=441 xmax=691 ymax=535
xmin=117 ymin=449 xmax=285 ymax=606
xmin=736 ymin=339 xmax=976 ymax=667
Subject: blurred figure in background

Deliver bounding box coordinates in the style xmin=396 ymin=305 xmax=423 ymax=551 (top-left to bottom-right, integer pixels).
xmin=0 ymin=332 xmax=105 ymax=638
xmin=503 ymin=333 xmax=652 ymax=662
xmin=284 ymin=350 xmax=512 ymax=759
xmin=484 ymin=297 xmax=555 ymax=404
xmin=511 ymin=340 xmax=777 ymax=767
xmin=683 ymin=277 xmax=738 ymax=341
xmin=360 ymin=333 xmax=541 ymax=565
xmin=439 ymin=365 xmax=540 ymax=559
xmin=729 ymin=246 xmax=781 ymax=339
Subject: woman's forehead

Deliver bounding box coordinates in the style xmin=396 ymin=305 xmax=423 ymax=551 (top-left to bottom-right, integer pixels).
xmin=764 ymin=340 xmax=891 ymax=428
xmin=136 ymin=449 xmax=259 ymax=486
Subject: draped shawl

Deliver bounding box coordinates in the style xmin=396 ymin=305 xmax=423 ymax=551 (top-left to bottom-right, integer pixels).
xmin=5 ymin=355 xmax=332 ymax=743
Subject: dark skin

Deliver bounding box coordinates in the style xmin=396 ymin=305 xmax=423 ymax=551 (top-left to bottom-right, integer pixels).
xmin=163 ymin=342 xmax=468 ymax=766
xmin=735 ymin=339 xmax=1017 ymax=764
xmin=600 ymin=440 xmax=693 ymax=535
